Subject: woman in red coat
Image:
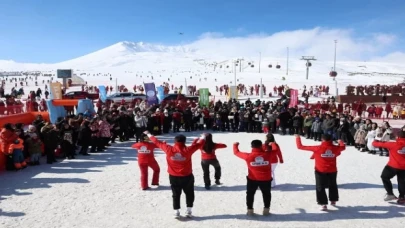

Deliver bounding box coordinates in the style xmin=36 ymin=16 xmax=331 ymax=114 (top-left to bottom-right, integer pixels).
xmin=132 ymin=134 xmax=160 ymax=190
xmin=192 ymin=133 xmax=227 ymax=190
xmin=263 ymin=133 xmax=284 ymax=187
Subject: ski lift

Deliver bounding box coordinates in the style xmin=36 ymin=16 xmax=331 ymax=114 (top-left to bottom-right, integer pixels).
xmin=226 ymin=66 xmax=229 ymax=68
xmin=220 ymin=65 xmax=222 ymax=68
xmin=306 ymin=62 xmax=312 ymax=67
xmin=276 ymin=65 xmax=281 ymax=69
xmin=251 ymin=65 xmax=255 ymax=68
xmin=268 ymin=64 xmax=272 ymax=68
xmin=329 ymin=71 xmax=338 ymax=77
xmin=248 ymin=62 xmax=251 ymax=65
xmin=235 ymin=64 xmax=239 ymax=66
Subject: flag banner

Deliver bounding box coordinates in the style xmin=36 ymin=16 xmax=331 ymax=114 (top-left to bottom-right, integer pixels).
xmin=289 ymin=89 xmax=299 ymax=108
xmin=50 ymin=82 xmax=62 ymax=99
xmin=98 ymin=85 xmax=107 ymax=103
xmin=144 ymin=82 xmax=158 ymax=106
xmin=199 ymin=88 xmax=210 ymax=107
xmin=228 ymin=86 xmax=238 ymax=99
xmin=156 ymin=86 xmax=165 ymax=104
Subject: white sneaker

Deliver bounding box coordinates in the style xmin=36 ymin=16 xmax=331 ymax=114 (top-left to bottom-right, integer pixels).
xmin=185 ymin=207 xmax=192 ymax=218
xmin=320 ymin=205 xmax=328 ymax=211
xmin=174 ymin=210 xmax=180 ymax=219
xmin=384 ymin=194 xmax=398 ymax=201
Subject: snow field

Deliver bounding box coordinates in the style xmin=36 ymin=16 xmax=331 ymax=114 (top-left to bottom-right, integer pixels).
xmin=0 ymin=132 xmax=404 ymax=228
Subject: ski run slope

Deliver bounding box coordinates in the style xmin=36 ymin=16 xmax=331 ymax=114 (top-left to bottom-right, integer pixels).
xmin=1 ymin=41 xmax=405 ymax=96
xmin=1 ymin=132 xmax=404 ymax=228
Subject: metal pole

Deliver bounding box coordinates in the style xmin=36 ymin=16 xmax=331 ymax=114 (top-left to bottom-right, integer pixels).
xmin=334 ymin=40 xmax=337 ymax=71
xmin=260 ymin=78 xmax=263 ymax=98
xmin=259 ymin=52 xmax=261 ymax=73
xmin=286 ymin=47 xmax=289 ymax=75
xmin=184 ymin=78 xmax=188 ymax=95
xmin=234 ymin=62 xmax=237 ymax=86
xmin=335 ymin=78 xmax=338 ymax=96
xmin=306 ymin=61 xmax=309 ymax=80
xmin=333 ymin=40 xmax=337 ymax=81
xmin=115 ymin=78 xmax=118 ymax=92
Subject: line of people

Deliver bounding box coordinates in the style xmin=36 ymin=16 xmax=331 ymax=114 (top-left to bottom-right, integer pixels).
xmin=131 ymin=129 xmax=405 ymax=218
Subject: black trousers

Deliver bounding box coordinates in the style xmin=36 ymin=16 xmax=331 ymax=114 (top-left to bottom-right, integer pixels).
xmin=45 ymin=145 xmax=56 ymax=162
xmin=80 ymin=144 xmax=89 ymax=154
xmin=246 ymin=177 xmax=272 ymax=209
xmin=315 ymin=171 xmax=339 ymax=205
xmin=169 ymin=174 xmax=195 ymax=210
xmin=381 ymin=165 xmax=405 ymax=198
xmin=135 ymin=127 xmax=145 ymax=142
xmin=201 ymin=159 xmax=221 ymax=187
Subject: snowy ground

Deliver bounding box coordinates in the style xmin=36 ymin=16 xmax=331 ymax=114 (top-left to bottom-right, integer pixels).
xmin=1 ymin=132 xmax=404 ymax=228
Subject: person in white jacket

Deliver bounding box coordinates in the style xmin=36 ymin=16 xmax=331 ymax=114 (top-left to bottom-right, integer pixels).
xmin=366 ymin=123 xmax=378 ymax=154
xmin=375 ymin=122 xmax=392 ymax=157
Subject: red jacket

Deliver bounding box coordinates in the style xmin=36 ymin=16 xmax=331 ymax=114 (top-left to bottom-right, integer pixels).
xmin=296 ymin=137 xmax=345 ymax=173
xmin=373 ymin=138 xmax=405 ymax=170
xmin=192 ymin=138 xmax=227 ymax=160
xmin=234 ymin=144 xmax=272 ymax=181
xmin=262 ymin=142 xmax=284 ymax=164
xmin=131 ymin=142 xmax=158 ymax=164
xmin=149 ymin=135 xmax=205 ymax=176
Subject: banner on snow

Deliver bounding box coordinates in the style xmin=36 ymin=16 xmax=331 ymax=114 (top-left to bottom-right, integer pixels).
xmin=156 ymin=86 xmax=165 ymax=104
xmin=144 ymin=82 xmax=158 ymax=106
xmin=199 ymin=88 xmax=210 ymax=107
xmin=228 ymin=86 xmax=238 ymax=99
xmin=289 ymin=89 xmax=299 ymax=108
xmin=98 ymin=85 xmax=107 ymax=103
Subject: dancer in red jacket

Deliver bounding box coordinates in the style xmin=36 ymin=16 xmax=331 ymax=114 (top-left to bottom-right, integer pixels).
xmin=192 ymin=133 xmax=227 ymax=190
xmin=263 ymin=133 xmax=284 ymax=187
xmin=295 ymin=134 xmax=345 ymax=211
xmin=131 ymin=134 xmax=160 ymax=190
xmin=372 ymin=130 xmax=405 ymax=204
xmin=144 ymin=130 xmax=206 ymax=218
xmin=234 ymin=140 xmax=272 ymax=216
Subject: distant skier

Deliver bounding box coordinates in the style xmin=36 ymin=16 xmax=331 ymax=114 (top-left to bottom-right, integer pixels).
xmin=144 ymin=130 xmax=206 ymax=218
xmin=372 ymin=130 xmax=405 ymax=204
xmin=233 ymin=140 xmax=272 ymax=216
xmin=295 ymin=134 xmax=345 ymax=211
xmin=132 ymin=134 xmax=160 ymax=190
xmin=192 ymin=133 xmax=227 ymax=190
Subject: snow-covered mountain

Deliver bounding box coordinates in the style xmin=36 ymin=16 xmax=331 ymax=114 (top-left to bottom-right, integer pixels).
xmin=1 ymin=41 xmax=405 ymax=95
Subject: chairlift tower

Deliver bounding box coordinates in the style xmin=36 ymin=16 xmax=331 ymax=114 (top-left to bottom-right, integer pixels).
xmin=301 ymin=56 xmax=316 ymax=80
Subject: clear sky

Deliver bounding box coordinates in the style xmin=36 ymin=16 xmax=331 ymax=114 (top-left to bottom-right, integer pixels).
xmin=0 ymin=0 xmax=404 ymax=63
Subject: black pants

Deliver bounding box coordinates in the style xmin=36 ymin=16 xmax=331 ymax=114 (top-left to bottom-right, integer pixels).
xmin=381 ymin=165 xmax=405 ymax=198
xmin=313 ymin=132 xmax=322 ymax=141
xmin=315 ymin=171 xmax=339 ymax=205
xmin=201 ymin=159 xmax=221 ymax=187
xmin=169 ymin=174 xmax=195 ymax=210
xmin=80 ymin=144 xmax=89 ymax=154
xmin=135 ymin=127 xmax=145 ymax=142
xmin=45 ymin=145 xmax=56 ymax=163
xmin=304 ymin=126 xmax=312 ymax=138
xmin=246 ymin=177 xmax=272 ymax=209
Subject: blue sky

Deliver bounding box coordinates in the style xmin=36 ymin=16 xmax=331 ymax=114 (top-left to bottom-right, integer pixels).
xmin=0 ymin=0 xmax=404 ymax=63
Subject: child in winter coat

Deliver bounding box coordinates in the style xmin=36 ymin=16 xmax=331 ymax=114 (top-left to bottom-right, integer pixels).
xmin=26 ymin=133 xmax=43 ymax=165
xmin=354 ymin=125 xmax=367 ymax=151
xmin=8 ymin=139 xmax=26 ymax=170
xmin=311 ymin=118 xmax=322 ymax=141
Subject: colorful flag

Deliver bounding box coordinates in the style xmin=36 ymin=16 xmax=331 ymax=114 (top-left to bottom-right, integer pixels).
xmin=144 ymin=83 xmax=158 ymax=106
xmin=199 ymin=88 xmax=209 ymax=107
xmin=98 ymin=85 xmax=107 ymax=102
xmin=156 ymin=86 xmax=165 ymax=104
xmin=289 ymin=89 xmax=299 ymax=108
